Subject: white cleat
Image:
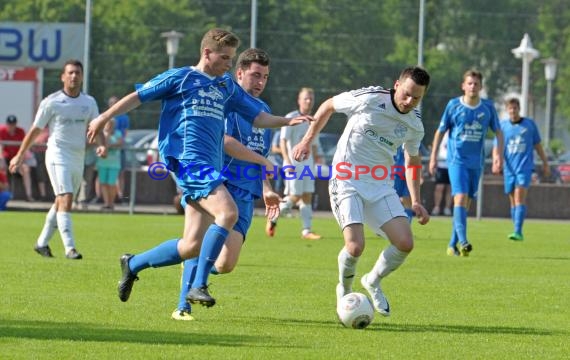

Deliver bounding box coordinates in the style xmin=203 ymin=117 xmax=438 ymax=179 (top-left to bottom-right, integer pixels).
xmin=361 ymin=273 xmax=390 ymax=317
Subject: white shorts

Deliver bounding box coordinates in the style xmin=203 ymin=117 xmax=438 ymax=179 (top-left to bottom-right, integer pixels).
xmin=329 ymin=178 xmax=406 ymax=237
xmin=283 ymin=167 xmax=315 ymax=196
xmin=45 ymin=153 xmax=82 ymax=197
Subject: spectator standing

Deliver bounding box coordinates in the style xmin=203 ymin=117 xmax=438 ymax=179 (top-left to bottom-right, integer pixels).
xmin=96 ymin=118 xmax=123 ymax=211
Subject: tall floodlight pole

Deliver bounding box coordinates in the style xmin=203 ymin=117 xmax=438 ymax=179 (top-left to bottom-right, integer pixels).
xmin=251 ymin=0 xmax=258 ymax=48
xmin=511 ymin=34 xmax=539 ymax=117
xmin=417 ymin=0 xmax=425 ymax=67
xmin=542 ymin=57 xmax=558 ymax=151
xmin=161 ymin=31 xmax=184 ymax=69
xmin=83 ymin=0 xmax=92 ymax=93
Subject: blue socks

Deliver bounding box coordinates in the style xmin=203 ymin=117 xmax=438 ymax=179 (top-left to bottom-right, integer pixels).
xmin=177 ymin=258 xmax=198 ymax=311
xmin=452 ymin=206 xmax=468 ymax=246
xmin=191 ymin=224 xmax=229 ymax=288
xmin=129 ymin=239 xmax=182 ymax=274
xmin=514 ymin=204 xmax=526 ymax=235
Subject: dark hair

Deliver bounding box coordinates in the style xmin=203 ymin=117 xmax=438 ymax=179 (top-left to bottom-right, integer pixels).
xmin=399 ymin=66 xmax=431 ymax=88
xmin=505 ymin=98 xmax=520 ymax=107
xmin=236 ymin=48 xmax=271 ymax=70
xmin=61 ymin=59 xmax=83 ymax=74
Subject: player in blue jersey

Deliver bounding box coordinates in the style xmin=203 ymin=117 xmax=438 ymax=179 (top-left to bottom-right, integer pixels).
xmin=429 ymin=69 xmax=503 ymax=257
xmin=493 ymin=98 xmax=549 ymax=241
xmin=87 ymin=29 xmax=311 ymax=307
xmin=171 ymin=48 xmax=279 ymax=320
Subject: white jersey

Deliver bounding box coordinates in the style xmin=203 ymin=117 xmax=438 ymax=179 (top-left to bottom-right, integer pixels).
xmin=33 ymin=90 xmax=99 ymax=164
xmin=332 ymin=86 xmax=424 ymax=191
xmin=280 ymin=110 xmax=317 ymax=168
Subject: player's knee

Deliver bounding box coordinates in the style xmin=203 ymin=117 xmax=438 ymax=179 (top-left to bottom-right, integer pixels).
xmin=216 ymin=208 xmax=238 ymax=229
xmin=393 ymin=237 xmax=414 ymax=253
xmin=215 ymin=261 xmax=235 ymax=274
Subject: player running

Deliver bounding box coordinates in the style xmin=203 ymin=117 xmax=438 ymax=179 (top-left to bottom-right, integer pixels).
xmin=292 ymin=66 xmax=431 ymax=317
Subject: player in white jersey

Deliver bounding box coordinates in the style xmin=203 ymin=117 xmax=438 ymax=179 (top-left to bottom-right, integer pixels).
xmin=9 ymin=60 xmax=104 ymax=259
xmin=292 ymin=66 xmax=431 ymax=317
xmin=267 ymin=87 xmax=322 ymax=240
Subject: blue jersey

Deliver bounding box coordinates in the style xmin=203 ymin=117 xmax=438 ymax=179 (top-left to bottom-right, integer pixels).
xmin=438 ymin=97 xmax=499 ymax=169
xmin=137 ymin=66 xmax=263 ymax=174
xmin=499 ymin=118 xmax=541 ymax=175
xmin=224 ymin=101 xmax=272 ymax=200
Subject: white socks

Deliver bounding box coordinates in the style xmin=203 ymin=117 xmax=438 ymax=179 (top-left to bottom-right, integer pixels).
xmin=368 ymin=245 xmax=408 ymax=286
xmin=37 ymin=205 xmax=57 ymax=247
xmin=56 ymin=212 xmax=76 ymax=252
xmin=299 ymin=203 xmax=312 ymax=233
xmin=338 ymin=247 xmax=359 ymax=292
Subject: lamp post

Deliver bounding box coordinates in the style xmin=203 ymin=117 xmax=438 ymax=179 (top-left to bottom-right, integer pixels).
xmin=511 ymin=33 xmax=540 ymax=117
xmin=542 ymin=57 xmax=558 ymax=150
xmin=161 ymin=30 xmax=184 ymax=69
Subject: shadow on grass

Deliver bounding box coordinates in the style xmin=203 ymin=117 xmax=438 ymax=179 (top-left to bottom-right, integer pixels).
xmin=247 ymin=316 xmax=563 ymax=336
xmin=0 ymin=319 xmax=263 ymax=346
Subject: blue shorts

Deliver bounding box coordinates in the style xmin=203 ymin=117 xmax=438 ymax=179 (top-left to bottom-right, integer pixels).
xmin=393 ymin=177 xmax=410 ymax=198
xmin=503 ymin=171 xmax=531 ymax=194
xmin=98 ymin=167 xmax=120 ymax=185
xmin=170 ymin=158 xmax=226 ymax=202
xmin=448 ymin=164 xmax=481 ymax=198
xmin=178 ymin=181 xmax=254 ymax=240
xmin=227 ymin=183 xmax=254 ymax=239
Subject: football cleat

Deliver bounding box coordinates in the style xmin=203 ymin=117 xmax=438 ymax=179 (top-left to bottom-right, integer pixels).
xmin=336 ymin=283 xmax=349 ymax=307
xmin=459 ymin=243 xmax=473 ymax=257
xmin=265 ymin=220 xmax=277 ymax=237
xmin=186 ymin=285 xmax=216 ymax=307
xmin=301 ymin=232 xmax=322 ymax=240
xmin=117 ymin=254 xmax=139 ymax=302
xmin=34 ymin=244 xmax=54 ymax=258
xmin=508 ymin=233 xmax=524 ymax=241
xmin=171 ymin=309 xmax=195 ymax=321
xmin=447 ymin=246 xmax=460 ymax=256
xmin=361 ymin=273 xmax=390 ymax=317
xmin=66 ymin=248 xmax=83 ymax=260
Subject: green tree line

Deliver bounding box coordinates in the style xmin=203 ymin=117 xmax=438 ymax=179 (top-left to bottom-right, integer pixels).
xmin=1 ymin=0 xmax=567 ymax=146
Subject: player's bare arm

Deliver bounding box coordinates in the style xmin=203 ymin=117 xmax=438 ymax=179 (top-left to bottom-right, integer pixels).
xmin=88 ymin=92 xmax=141 ymax=143
xmin=492 ymin=129 xmax=504 ymax=174
xmin=406 ymin=152 xmax=430 ymax=225
xmin=252 ymin=112 xmax=313 ymax=129
xmin=292 ymin=97 xmax=335 ymax=162
xmin=428 ymin=130 xmax=443 ymax=176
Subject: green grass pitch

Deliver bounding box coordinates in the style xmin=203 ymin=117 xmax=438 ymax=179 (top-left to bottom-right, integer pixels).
xmin=1 ymin=211 xmax=568 ymax=359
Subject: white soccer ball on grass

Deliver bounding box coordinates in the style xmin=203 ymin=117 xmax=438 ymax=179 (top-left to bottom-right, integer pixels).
xmin=337 ymin=292 xmax=374 ymax=329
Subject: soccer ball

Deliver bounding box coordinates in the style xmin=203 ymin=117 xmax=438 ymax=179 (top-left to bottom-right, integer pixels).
xmin=337 ymin=292 xmax=374 ymax=329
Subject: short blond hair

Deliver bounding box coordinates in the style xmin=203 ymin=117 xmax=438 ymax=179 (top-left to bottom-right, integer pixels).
xmin=200 ymin=28 xmax=240 ymax=53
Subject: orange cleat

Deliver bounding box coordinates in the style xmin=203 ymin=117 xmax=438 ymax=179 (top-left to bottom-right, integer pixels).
xmin=302 ymin=232 xmax=322 ymax=240
xmin=266 ymin=220 xmax=277 ymax=237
